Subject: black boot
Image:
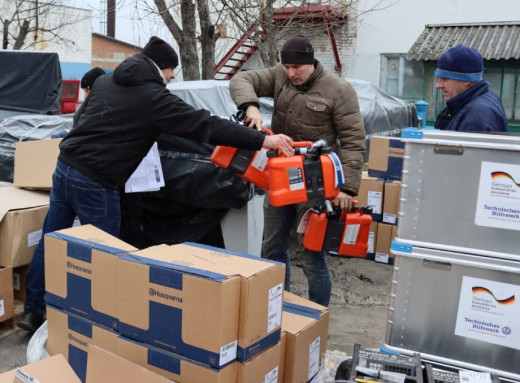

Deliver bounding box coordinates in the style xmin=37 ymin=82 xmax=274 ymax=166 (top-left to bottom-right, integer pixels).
xmin=18 ymin=310 xmax=45 ymax=333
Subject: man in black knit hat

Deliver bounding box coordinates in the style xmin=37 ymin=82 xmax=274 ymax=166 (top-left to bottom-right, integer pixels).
xmin=80 ymin=67 xmax=106 ymax=95
xmin=229 ymin=35 xmax=366 ymax=306
xmin=18 ymin=36 xmax=294 ymax=332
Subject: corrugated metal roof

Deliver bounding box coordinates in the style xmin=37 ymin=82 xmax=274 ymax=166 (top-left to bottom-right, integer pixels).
xmin=407 ymin=22 xmax=520 ymax=61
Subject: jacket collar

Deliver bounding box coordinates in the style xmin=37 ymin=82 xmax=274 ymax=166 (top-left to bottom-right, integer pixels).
xmin=446 ymin=80 xmax=489 ymax=114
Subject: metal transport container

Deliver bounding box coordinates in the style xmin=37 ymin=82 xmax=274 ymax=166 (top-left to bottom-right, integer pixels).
xmin=385 ymin=240 xmax=520 ymax=381
xmin=398 ymin=129 xmax=520 ymax=260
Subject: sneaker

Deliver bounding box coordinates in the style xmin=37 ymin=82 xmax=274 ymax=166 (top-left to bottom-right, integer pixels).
xmin=17 ymin=310 xmax=45 ymax=333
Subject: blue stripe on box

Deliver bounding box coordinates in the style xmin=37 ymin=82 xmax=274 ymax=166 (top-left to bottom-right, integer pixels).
xmin=282 ymin=302 xmax=322 ymax=320
xmin=121 ymin=253 xmax=229 ymax=282
xmin=237 ymin=329 xmax=281 ymax=362
xmin=119 ymin=301 xmax=229 ymax=369
xmin=68 ymin=344 xmax=87 ymax=382
xmin=148 ymin=346 xmax=182 ymax=375
xmin=45 ymin=273 xmax=119 ymax=330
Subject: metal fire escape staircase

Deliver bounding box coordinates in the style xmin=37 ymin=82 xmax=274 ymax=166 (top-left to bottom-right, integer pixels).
xmin=213 ymin=4 xmax=346 ymax=80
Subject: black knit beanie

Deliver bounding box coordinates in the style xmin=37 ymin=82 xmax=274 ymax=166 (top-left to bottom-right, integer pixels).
xmin=81 ymin=67 xmax=106 ymax=90
xmin=436 ymin=45 xmax=483 ymax=82
xmin=142 ymin=36 xmax=179 ymax=69
xmin=280 ymin=35 xmax=315 ymax=65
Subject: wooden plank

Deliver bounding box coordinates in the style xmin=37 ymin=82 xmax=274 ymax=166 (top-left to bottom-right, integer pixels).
xmin=0 ymin=300 xmax=24 ymax=340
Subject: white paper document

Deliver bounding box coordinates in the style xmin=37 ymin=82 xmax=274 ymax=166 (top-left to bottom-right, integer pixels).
xmin=125 ymin=142 xmax=165 ymax=193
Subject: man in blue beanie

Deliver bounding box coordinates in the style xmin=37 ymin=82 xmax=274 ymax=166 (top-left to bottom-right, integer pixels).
xmin=434 ymin=44 xmax=508 ymax=132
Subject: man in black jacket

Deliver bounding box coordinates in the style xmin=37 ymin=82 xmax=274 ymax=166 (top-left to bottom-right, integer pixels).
xmin=18 ymin=36 xmax=294 ymax=332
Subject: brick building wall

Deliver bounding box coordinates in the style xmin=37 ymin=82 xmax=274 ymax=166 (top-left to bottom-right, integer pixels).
xmin=240 ymin=23 xmax=356 ymax=78
xmin=92 ymin=33 xmax=142 ymax=72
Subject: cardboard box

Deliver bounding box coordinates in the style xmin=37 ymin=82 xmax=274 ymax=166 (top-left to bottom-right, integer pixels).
xmin=0 ymin=267 xmax=14 ymax=322
xmin=281 ymin=292 xmax=329 ymax=383
xmin=367 ymin=136 xmax=405 ymax=180
xmin=118 ymin=244 xmax=241 ymax=368
xmin=13 ymin=265 xmax=29 ymax=302
xmin=179 ymin=242 xmax=284 ymax=362
xmin=354 ymin=172 xmax=384 ymax=222
xmin=0 ymin=186 xmax=49 ymax=267
xmin=237 ymin=340 xmax=284 ymax=383
xmin=46 ymin=305 xmax=119 ymax=382
xmin=14 ymin=138 xmax=61 ymax=190
xmin=375 ymin=223 xmax=397 ymax=264
xmin=44 ymin=224 xmax=137 ymax=330
xmin=86 ymin=345 xmax=171 ymax=383
xmin=382 ymin=180 xmax=402 ymax=225
xmin=117 ymin=336 xmax=238 ymax=383
xmin=0 ymin=354 xmax=81 ymax=383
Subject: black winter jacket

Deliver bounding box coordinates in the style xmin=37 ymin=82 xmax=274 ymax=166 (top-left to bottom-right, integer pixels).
xmin=60 ymin=54 xmax=264 ymax=190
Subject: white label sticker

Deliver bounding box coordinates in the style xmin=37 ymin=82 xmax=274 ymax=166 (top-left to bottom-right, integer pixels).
xmin=308 ymin=336 xmax=320 ymax=380
xmin=267 ymin=283 xmax=283 ymax=332
xmin=219 ymin=340 xmax=237 ymax=366
xmin=459 ymin=371 xmax=492 ymax=383
xmin=382 ymin=213 xmax=397 ymax=224
xmin=455 ymin=276 xmax=520 ymax=350
xmin=251 ymin=149 xmax=268 ymax=171
xmin=475 ymin=161 xmax=520 ymax=231
xmin=288 ymin=167 xmax=305 ymax=191
xmin=0 ymin=299 xmax=4 ymax=316
xmin=375 ymin=252 xmax=389 ymax=264
xmin=264 ymin=366 xmax=279 ymax=383
xmin=367 ymin=191 xmax=382 ymax=214
xmin=27 ymin=229 xmax=42 ymax=247
xmin=13 ymin=272 xmax=20 ymax=291
xmin=297 ymin=209 xmax=312 ymax=234
xmin=342 ymin=224 xmax=360 ymax=245
xmin=367 ymin=231 xmax=375 ymax=253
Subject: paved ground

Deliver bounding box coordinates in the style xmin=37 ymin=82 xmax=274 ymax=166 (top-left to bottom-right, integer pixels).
xmin=0 ymin=255 xmax=393 ymax=381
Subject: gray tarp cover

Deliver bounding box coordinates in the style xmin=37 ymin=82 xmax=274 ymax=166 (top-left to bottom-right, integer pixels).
xmin=166 ymin=79 xmax=418 ymax=137
xmin=0 ymin=50 xmax=62 ymax=115
xmin=0 ymin=114 xmax=73 ymax=182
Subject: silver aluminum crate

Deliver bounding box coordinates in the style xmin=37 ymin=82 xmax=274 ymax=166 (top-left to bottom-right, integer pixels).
xmin=385 ymin=240 xmax=520 ymax=381
xmin=398 ymin=129 xmax=520 ymax=260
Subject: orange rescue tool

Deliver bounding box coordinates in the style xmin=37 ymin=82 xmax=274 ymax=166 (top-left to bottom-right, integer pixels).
xmin=303 ymin=199 xmax=373 ymax=258
xmin=211 ymin=126 xmax=272 ymax=190
xmin=268 ymin=139 xmax=343 ymax=207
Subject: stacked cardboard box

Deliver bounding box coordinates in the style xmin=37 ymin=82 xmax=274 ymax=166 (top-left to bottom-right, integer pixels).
xmin=0 ymin=186 xmax=50 ymax=326
xmin=45 ymin=225 xmax=290 ymax=382
xmin=355 ymin=136 xmax=405 ymax=264
xmin=281 ymin=292 xmax=329 ymax=383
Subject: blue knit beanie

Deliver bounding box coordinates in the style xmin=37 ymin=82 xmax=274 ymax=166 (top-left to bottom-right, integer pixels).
xmin=436 ymin=45 xmax=483 ymax=82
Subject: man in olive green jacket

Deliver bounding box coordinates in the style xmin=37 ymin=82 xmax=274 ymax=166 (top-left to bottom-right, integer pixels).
xmin=229 ymin=35 xmax=366 ymax=306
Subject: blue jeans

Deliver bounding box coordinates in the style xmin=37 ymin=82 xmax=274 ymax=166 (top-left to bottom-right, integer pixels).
xmin=262 ymin=198 xmax=332 ymax=307
xmin=24 ymin=160 xmax=121 ymax=315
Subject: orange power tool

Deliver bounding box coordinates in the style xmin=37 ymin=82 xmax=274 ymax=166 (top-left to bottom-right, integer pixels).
xmin=303 ymin=199 xmax=373 ymax=258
